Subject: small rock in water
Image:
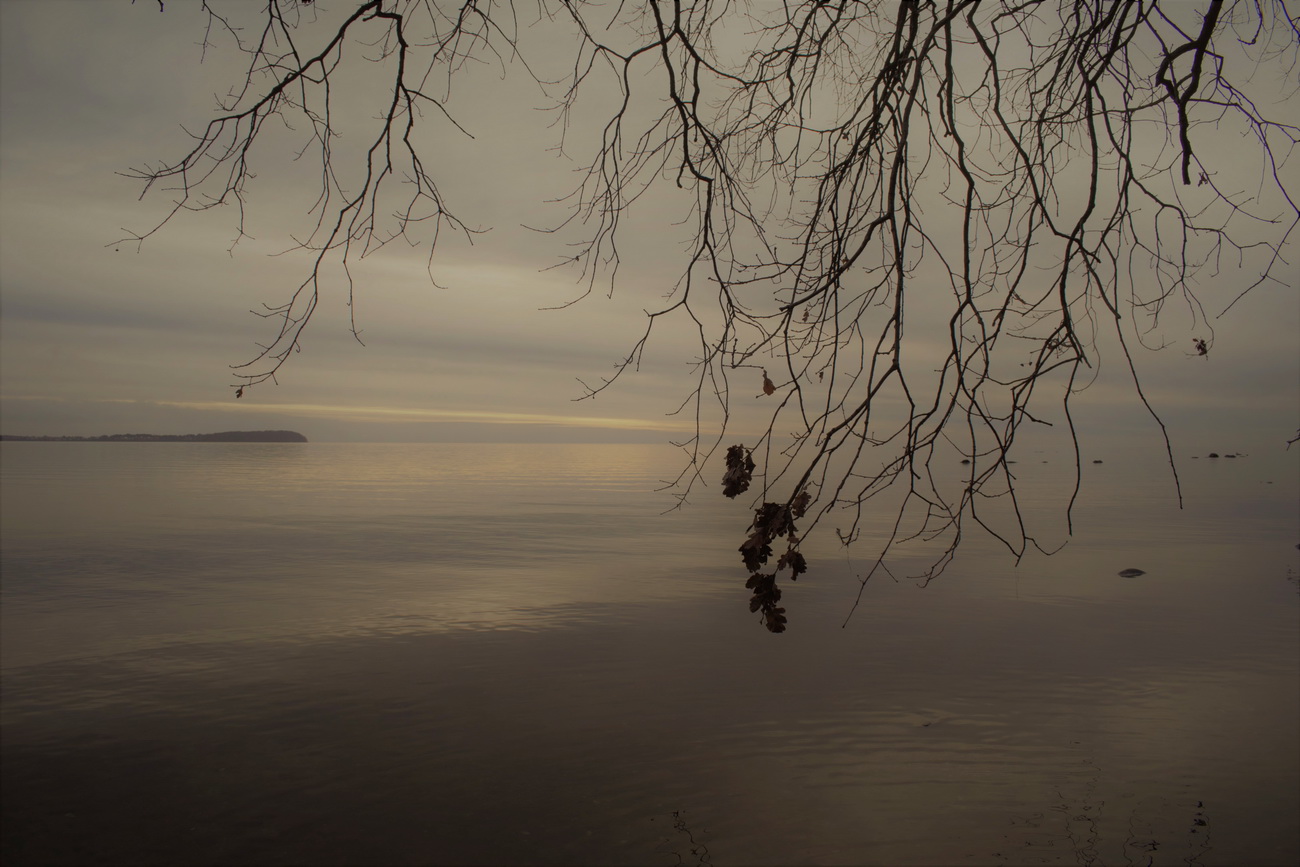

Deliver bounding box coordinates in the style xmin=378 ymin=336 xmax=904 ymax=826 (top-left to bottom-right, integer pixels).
xmin=1118 ymin=568 xmax=1146 ymax=578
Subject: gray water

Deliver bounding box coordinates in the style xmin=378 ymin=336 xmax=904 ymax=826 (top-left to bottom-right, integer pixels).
xmin=2 ymin=442 xmax=1297 ymax=866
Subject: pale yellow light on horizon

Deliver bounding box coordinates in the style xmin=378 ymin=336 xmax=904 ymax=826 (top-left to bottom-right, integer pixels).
xmin=3 ymin=395 xmax=697 ymax=433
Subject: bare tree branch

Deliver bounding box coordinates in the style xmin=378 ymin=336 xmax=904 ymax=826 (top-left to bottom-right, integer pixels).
xmin=125 ymin=0 xmax=1299 ymax=632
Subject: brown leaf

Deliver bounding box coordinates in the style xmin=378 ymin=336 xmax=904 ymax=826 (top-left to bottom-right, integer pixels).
xmin=753 ymin=502 xmax=794 ymax=540
xmin=791 ymin=490 xmax=811 ymax=518
xmin=740 ymin=532 xmax=772 ymax=572
xmin=777 ymin=549 xmax=807 ymax=578
xmin=762 ymin=371 xmax=776 ymax=396
xmin=722 ymin=445 xmax=756 ymax=498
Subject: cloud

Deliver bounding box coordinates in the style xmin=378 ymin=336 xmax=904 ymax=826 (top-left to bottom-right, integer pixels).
xmin=1 ymin=2 xmax=1295 ymax=449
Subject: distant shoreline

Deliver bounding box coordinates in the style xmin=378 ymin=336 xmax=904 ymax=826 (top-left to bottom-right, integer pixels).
xmin=0 ymin=430 xmax=308 ymax=443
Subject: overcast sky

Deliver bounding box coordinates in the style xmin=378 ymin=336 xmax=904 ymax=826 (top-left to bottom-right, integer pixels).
xmin=2 ymin=1 xmax=1297 ymax=455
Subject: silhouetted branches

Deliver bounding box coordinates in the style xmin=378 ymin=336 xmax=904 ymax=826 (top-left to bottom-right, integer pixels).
xmin=127 ymin=0 xmax=1299 ymax=630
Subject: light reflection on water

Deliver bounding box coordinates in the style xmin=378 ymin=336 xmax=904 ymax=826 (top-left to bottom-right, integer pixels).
xmin=1 ymin=442 xmax=1297 ymax=866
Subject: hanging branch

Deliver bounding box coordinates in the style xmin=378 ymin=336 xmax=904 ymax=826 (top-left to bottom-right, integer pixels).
xmin=125 ymin=0 xmax=1299 ymax=631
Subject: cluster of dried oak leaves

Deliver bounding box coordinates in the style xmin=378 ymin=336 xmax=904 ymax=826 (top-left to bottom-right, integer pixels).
xmin=723 ymin=442 xmax=810 ymax=634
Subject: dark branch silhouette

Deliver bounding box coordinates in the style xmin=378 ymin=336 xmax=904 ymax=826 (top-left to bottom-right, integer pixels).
xmin=123 ymin=0 xmax=1299 ymax=631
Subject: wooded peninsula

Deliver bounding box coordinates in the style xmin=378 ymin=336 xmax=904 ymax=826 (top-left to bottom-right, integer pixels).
xmin=0 ymin=430 xmax=308 ymax=443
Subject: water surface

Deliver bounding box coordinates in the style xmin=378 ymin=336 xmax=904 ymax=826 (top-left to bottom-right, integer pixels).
xmin=2 ymin=442 xmax=1297 ymax=865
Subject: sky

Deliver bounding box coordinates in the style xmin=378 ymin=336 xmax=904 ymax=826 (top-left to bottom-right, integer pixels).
xmin=1 ymin=1 xmax=1297 ymax=455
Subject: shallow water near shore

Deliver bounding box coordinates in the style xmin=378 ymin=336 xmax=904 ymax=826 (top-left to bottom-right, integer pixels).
xmin=2 ymin=442 xmax=1297 ymax=865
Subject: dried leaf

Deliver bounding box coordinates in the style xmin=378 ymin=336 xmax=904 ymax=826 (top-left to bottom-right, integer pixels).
xmin=761 ymin=370 xmax=776 ymax=396
xmin=744 ymin=571 xmax=786 ymax=631
xmin=777 ymin=549 xmax=807 ymax=579
xmin=791 ymin=490 xmax=812 ymax=518
xmin=740 ymin=532 xmax=772 ymax=572
xmin=753 ymin=502 xmax=794 ymax=539
xmin=722 ymin=445 xmax=756 ymax=498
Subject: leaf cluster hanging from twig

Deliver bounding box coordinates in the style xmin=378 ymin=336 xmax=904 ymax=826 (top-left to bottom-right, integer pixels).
xmin=729 ymin=454 xmax=812 ymax=633
xmin=721 ymin=444 xmax=756 ymax=499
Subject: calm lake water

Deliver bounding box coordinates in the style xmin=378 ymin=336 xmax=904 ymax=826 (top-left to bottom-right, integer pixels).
xmin=2 ymin=442 xmax=1297 ymax=866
